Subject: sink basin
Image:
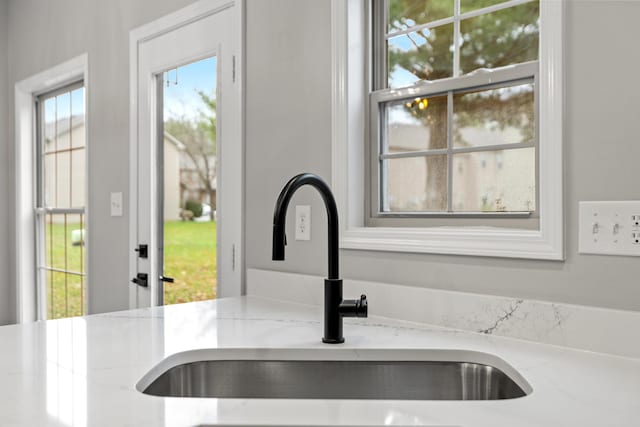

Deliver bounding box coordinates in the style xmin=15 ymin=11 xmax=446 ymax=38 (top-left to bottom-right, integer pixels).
xmin=138 ymin=349 xmax=531 ymax=400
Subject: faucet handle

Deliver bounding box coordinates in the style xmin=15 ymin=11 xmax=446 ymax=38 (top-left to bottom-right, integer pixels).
xmin=338 ymin=294 xmax=368 ymax=318
xmin=357 ymin=295 xmax=368 ymax=318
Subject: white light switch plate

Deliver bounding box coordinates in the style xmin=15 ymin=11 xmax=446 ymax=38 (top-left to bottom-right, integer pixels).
xmin=295 ymin=205 xmax=311 ymax=241
xmin=578 ymin=201 xmax=640 ymax=256
xmin=110 ymin=192 xmax=123 ymax=217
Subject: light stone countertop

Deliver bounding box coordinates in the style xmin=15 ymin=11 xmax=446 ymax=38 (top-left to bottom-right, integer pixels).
xmin=0 ymin=295 xmax=639 ymax=426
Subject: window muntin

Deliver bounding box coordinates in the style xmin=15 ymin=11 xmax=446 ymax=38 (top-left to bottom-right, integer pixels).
xmin=36 ymin=82 xmax=87 ymax=319
xmin=372 ymin=0 xmax=539 ymax=217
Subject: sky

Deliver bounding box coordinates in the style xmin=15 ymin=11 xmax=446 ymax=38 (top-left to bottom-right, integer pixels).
xmin=163 ymin=55 xmax=217 ymax=121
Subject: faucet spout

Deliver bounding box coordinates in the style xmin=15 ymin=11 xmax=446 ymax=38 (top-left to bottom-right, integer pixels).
xmin=271 ymin=173 xmax=367 ymax=343
xmin=272 ymin=173 xmax=339 ymax=280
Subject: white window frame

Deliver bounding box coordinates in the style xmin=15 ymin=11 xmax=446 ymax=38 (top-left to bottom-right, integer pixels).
xmin=15 ymin=54 xmax=89 ymax=323
xmin=35 ymin=81 xmax=88 ymax=320
xmin=331 ymin=0 xmax=564 ymax=260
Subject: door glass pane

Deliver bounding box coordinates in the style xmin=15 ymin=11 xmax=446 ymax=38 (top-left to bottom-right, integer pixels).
xmin=386 ymin=94 xmax=448 ymax=152
xmin=453 ymin=81 xmax=535 ymax=148
xmin=162 ymin=56 xmax=218 ymax=305
xmin=383 ymin=155 xmax=448 ymax=212
xmin=452 ymin=147 xmax=535 ymax=212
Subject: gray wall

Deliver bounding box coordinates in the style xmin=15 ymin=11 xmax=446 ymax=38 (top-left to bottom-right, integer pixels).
xmin=0 ymin=0 xmax=10 ymax=325
xmin=1 ymin=0 xmax=638 ymax=325
xmin=245 ymin=0 xmax=640 ymax=312
xmin=2 ymin=0 xmax=197 ymax=323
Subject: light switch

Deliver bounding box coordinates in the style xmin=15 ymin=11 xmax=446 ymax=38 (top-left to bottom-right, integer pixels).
xmin=579 ymin=201 xmax=640 ymax=256
xmin=110 ymin=192 xmax=123 ymax=217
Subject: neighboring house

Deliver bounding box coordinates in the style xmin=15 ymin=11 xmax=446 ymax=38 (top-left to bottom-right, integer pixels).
xmin=163 ymin=131 xmax=216 ymax=221
xmin=44 ymin=114 xmax=86 ymax=219
xmin=387 ymin=123 xmax=534 ymax=212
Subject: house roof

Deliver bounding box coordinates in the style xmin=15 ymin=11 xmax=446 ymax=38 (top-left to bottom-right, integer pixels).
xmin=44 ymin=114 xmax=84 ymax=142
xmin=164 ymin=131 xmax=186 ymax=150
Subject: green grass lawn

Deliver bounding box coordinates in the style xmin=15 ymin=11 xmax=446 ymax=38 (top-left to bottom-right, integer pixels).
xmin=163 ymin=220 xmax=217 ymax=304
xmin=46 ymin=219 xmax=216 ymax=318
xmin=44 ymin=218 xmax=85 ymax=319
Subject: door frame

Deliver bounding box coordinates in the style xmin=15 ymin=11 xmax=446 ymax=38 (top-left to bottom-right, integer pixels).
xmin=129 ymin=0 xmax=245 ymax=308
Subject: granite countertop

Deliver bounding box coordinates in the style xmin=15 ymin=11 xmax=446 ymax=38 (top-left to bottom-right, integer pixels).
xmin=0 ymin=295 xmax=639 ymax=426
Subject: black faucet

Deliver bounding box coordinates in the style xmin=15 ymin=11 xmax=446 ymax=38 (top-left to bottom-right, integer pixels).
xmin=272 ymin=173 xmax=367 ymax=343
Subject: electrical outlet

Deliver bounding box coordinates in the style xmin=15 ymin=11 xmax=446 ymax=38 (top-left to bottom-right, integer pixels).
xmin=579 ymin=201 xmax=640 ymax=256
xmin=295 ymin=205 xmax=311 ymax=241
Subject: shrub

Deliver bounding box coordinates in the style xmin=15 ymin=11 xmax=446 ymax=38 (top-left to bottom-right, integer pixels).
xmin=185 ymin=199 xmax=203 ymax=218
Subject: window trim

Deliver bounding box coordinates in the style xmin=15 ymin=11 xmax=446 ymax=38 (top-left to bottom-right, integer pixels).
xmin=14 ymin=54 xmax=89 ymax=323
xmin=330 ymin=0 xmax=564 ymax=260
xmin=35 ymin=82 xmax=87 ymax=320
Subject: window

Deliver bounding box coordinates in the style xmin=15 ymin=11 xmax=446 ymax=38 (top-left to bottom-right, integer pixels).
xmin=35 ymin=82 xmax=87 ymax=319
xmin=330 ymin=0 xmax=563 ymax=259
xmin=370 ymin=0 xmax=539 ymax=222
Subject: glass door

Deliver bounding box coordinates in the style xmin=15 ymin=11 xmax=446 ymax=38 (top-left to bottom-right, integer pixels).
xmin=157 ymin=57 xmax=218 ymax=305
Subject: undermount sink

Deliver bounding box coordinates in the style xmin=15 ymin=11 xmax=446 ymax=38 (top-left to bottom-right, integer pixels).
xmin=138 ymin=349 xmax=531 ymax=401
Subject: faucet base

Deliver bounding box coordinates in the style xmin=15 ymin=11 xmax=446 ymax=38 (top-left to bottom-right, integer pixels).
xmin=322 ymin=336 xmax=345 ymax=344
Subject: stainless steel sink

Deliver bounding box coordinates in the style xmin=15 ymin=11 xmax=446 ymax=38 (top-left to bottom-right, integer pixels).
xmin=141 ymin=357 xmax=528 ymax=400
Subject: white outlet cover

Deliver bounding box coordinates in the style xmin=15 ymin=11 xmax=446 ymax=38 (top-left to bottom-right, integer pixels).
xmin=578 ymin=201 xmax=640 ymax=256
xmin=295 ymin=205 xmax=311 ymax=241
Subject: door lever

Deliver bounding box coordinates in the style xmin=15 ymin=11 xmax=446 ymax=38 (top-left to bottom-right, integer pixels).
xmin=159 ymin=275 xmax=175 ymax=283
xmin=131 ymin=273 xmax=148 ymax=287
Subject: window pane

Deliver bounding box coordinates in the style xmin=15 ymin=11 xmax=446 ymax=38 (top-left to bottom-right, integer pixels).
xmin=44 ymin=154 xmax=57 ymax=207
xmin=44 ymin=213 xmax=86 ymax=319
xmin=44 ymin=98 xmax=56 ymax=153
xmin=388 ymin=0 xmax=454 ymax=33
xmin=71 ymin=149 xmax=86 ymax=208
xmin=45 ymin=214 xmax=66 ymax=270
xmin=460 ymin=2 xmax=539 ymax=75
xmin=383 ymin=155 xmax=448 ymax=212
xmin=388 ymin=23 xmax=453 ymax=88
xmin=65 ymin=214 xmax=85 ymax=275
xmin=452 ymin=147 xmax=535 ymax=212
xmin=453 ymin=82 xmax=534 ymax=148
xmin=460 ymin=0 xmax=510 ymax=14
xmin=56 ymin=151 xmax=71 ymax=208
xmin=71 ymin=88 xmax=85 ymax=148
xmin=386 ymin=94 xmax=448 ymax=153
xmin=55 ymin=92 xmax=71 ymax=151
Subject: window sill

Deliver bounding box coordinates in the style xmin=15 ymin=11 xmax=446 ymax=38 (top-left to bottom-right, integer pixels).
xmin=340 ymin=225 xmax=564 ymax=260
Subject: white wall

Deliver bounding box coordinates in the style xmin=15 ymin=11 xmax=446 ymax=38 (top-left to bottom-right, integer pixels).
xmin=245 ymin=0 xmax=640 ymax=312
xmin=0 ymin=0 xmax=10 ymax=325
xmin=2 ymin=0 xmax=198 ymax=322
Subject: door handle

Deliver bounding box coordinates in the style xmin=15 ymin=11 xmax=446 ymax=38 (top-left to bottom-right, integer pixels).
xmin=159 ymin=275 xmax=175 ymax=283
xmin=134 ymin=244 xmax=148 ymax=258
xmin=132 ymin=273 xmax=148 ymax=287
